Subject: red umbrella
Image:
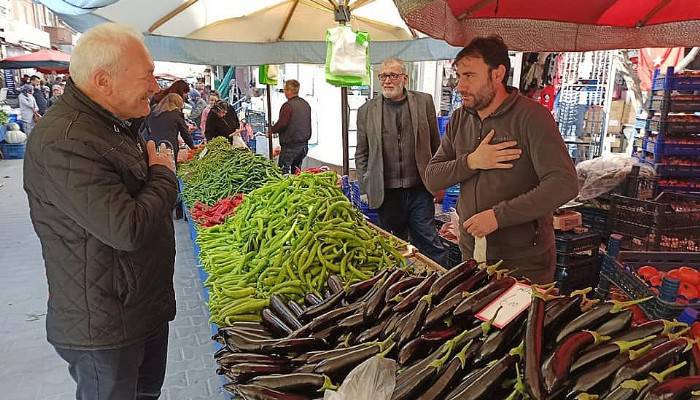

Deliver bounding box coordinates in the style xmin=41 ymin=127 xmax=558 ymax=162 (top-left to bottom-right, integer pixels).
xmin=397 ymin=0 xmax=700 ymax=51
xmin=0 ymin=49 xmax=70 ymax=74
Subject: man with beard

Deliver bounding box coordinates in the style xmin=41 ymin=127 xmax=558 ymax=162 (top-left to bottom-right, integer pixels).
xmin=356 ymin=58 xmax=447 ymax=266
xmin=424 ymin=36 xmax=577 ymax=283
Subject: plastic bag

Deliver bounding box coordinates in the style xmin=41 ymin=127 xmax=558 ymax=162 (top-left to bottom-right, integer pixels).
xmin=325 ymin=27 xmax=370 ymax=87
xmin=323 ymin=357 xmax=396 ymax=400
xmin=230 ymin=131 xmax=248 ymax=149
xmin=576 ymin=154 xmax=655 ymax=200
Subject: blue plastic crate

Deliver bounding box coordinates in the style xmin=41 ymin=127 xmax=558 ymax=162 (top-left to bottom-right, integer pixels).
xmin=0 ymin=125 xmax=6 ymax=143
xmin=642 ymin=135 xmax=700 ymax=160
xmin=442 ymin=192 xmax=459 ymax=212
xmin=644 ymin=161 xmax=700 ymax=179
xmin=0 ymin=141 xmax=25 ymax=159
xmin=652 ymin=67 xmax=700 ymax=92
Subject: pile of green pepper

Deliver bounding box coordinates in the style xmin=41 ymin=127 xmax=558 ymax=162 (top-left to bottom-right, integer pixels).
xmin=196 ymin=172 xmax=407 ymax=326
xmin=178 ymin=137 xmax=282 ymax=206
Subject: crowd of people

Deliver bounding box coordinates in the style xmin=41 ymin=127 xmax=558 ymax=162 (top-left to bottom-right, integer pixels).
xmin=20 ymin=20 xmax=579 ymax=400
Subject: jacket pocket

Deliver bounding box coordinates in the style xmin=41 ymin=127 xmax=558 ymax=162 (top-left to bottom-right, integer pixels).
xmin=113 ymin=252 xmax=139 ymax=305
xmin=488 ymin=220 xmax=538 ymax=249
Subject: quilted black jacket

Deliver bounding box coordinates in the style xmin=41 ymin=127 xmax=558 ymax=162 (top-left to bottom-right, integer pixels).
xmin=23 ymin=80 xmax=179 ymax=350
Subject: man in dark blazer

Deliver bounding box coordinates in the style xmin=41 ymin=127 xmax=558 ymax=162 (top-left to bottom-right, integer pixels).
xmin=356 ymin=58 xmax=447 ymax=266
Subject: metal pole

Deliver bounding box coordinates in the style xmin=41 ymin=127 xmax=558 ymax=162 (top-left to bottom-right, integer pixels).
xmin=266 ymin=84 xmax=274 ymax=160
xmin=341 ymin=86 xmax=349 ymax=176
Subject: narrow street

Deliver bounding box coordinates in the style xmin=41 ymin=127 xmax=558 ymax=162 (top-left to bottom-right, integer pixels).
xmin=0 ymin=159 xmax=226 ymax=400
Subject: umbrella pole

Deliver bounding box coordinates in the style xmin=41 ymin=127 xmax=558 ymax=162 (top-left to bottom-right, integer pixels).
xmin=341 ymin=87 xmax=350 ymax=176
xmin=266 ymin=84 xmax=274 ymax=160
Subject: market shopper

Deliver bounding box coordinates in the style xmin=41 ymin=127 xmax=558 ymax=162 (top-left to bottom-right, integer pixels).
xmin=271 ymin=79 xmax=312 ymax=174
xmin=424 ymin=36 xmax=578 ymax=283
xmin=199 ymin=91 xmax=220 ymax=136
xmin=144 ymin=92 xmax=196 ymax=162
xmin=355 ymin=58 xmax=447 ymax=266
xmin=23 ymin=23 xmax=178 ymax=400
xmin=205 ymin=99 xmax=241 ymax=142
xmin=18 ymin=84 xmax=39 ymax=133
xmin=47 ymin=84 xmax=63 ymax=108
xmin=30 ymin=75 xmax=49 ymax=115
xmin=189 ymin=89 xmax=207 ymax=126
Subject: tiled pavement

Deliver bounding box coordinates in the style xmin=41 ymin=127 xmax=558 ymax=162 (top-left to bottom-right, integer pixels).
xmin=0 ymin=159 xmax=227 ymax=400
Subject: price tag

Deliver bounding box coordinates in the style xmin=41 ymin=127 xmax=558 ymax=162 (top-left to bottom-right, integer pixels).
xmin=198 ymin=147 xmax=208 ymax=160
xmin=475 ymin=282 xmax=532 ymax=329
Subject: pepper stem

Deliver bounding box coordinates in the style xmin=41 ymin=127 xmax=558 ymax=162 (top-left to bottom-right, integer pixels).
xmin=615 ymin=335 xmax=657 ymax=354
xmin=650 ymin=361 xmax=687 ymax=383
xmin=610 ymin=296 xmax=654 ymax=314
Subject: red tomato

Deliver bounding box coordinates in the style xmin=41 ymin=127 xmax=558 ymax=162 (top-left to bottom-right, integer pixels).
xmin=667 ymin=269 xmax=681 ymax=280
xmin=648 ymin=275 xmax=662 ymax=287
xmin=679 ymin=267 xmax=700 ymax=285
xmin=692 ymin=322 xmax=700 ymax=340
xmin=679 ymin=282 xmax=699 ymax=300
xmin=638 ymin=265 xmax=658 ymax=280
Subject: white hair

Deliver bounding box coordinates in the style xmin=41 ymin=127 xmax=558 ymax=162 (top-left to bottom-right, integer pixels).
xmin=381 ymin=57 xmax=406 ymax=74
xmin=69 ymin=23 xmax=144 ymax=87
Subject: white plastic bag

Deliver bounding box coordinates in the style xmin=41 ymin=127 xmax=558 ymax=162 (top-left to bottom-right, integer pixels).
xmin=230 ymin=131 xmax=248 ymax=149
xmin=327 ymin=26 xmax=368 ymax=78
xmin=323 ymin=357 xmax=396 ymax=400
xmin=576 ymin=154 xmax=655 ymax=200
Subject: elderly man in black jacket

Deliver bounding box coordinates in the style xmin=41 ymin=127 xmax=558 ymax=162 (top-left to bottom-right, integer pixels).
xmin=23 ymin=23 xmax=177 ymax=400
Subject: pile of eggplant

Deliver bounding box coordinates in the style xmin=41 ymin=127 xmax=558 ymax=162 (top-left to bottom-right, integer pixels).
xmin=212 ymin=260 xmax=700 ymax=400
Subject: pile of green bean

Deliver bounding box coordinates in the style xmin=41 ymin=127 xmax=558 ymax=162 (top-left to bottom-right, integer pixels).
xmin=196 ymin=172 xmax=407 ymax=326
xmin=178 ymin=137 xmax=282 ymax=206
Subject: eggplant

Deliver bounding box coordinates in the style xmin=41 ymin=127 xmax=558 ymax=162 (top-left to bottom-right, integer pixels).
xmin=270 ymin=295 xmax=304 ymax=331
xmin=596 ymin=309 xmax=633 ymax=337
xmin=398 ymin=294 xmax=433 ymax=346
xmin=327 ymin=274 xmax=344 ymax=294
xmin=365 ymin=269 xmax=406 ymax=321
xmin=428 ymin=259 xmax=478 ymax=302
xmin=248 ymin=373 xmax=334 ymax=393
xmin=523 ymin=288 xmax=553 ymax=400
xmin=299 ymin=290 xmax=346 ymax=322
xmin=337 ymin=311 xmax=364 ymax=330
xmin=214 ymin=346 xmax=233 ymax=359
xmin=287 ymin=300 xmax=305 ymax=319
xmin=641 ymin=375 xmax=700 ymax=400
xmin=453 ymin=276 xmax=517 ymax=318
xmin=602 ymin=379 xmax=649 ymax=400
xmin=571 ymin=335 xmax=657 ymax=374
xmin=216 ymin=352 xmax=289 ymax=367
xmin=221 ymin=328 xmax=272 ymax=341
xmin=398 ymin=336 xmax=436 ymax=366
xmin=556 ymin=297 xmax=651 ymax=343
xmin=355 ymin=317 xmax=391 ymax=344
xmin=417 ymin=340 xmax=480 ymax=400
xmin=543 ymin=291 xmax=590 ymax=344
xmin=425 ymin=291 xmax=471 ymax=328
xmin=543 ymin=330 xmax=610 ymax=393
xmin=611 ymin=320 xmax=687 ymax=343
xmin=386 ymin=276 xmax=424 ymax=303
xmin=392 ymin=339 xmax=456 ymax=400
xmin=307 ymin=342 xmax=376 ymax=365
xmin=393 ymin=272 xmax=438 ymax=312
xmin=443 ymin=363 xmax=491 ymax=399
xmin=294 ymin=363 xmax=318 ymax=373
xmin=444 ymin=268 xmax=489 ymax=299
xmin=224 ymin=331 xmax=328 ymax=354
xmin=227 ymin=383 xmax=311 ymax=400
xmin=474 ymin=312 xmax=527 ymax=366
xmin=262 ymin=308 xmax=293 ymax=337
xmin=346 ymin=269 xmax=388 ymax=301
xmin=310 ymin=324 xmax=341 ymax=342
xmin=381 ymin=311 xmax=408 ymax=340
xmin=304 ymin=293 xmax=323 ymax=307
xmin=446 ymin=353 xmax=517 ymax=400
xmin=567 ymin=338 xmax=666 ymax=398
xmin=611 ymin=338 xmax=693 ymax=389
xmin=313 ymin=339 xmax=391 ymax=379
xmin=224 ymin=363 xmax=291 ymax=383
xmin=306 ymin=301 xmax=364 ymax=333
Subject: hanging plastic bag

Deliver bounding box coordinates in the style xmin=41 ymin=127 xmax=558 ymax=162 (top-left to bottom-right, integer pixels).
xmin=259 ymin=64 xmax=279 ymax=85
xmin=323 ymin=356 xmax=396 ymax=400
xmin=325 ymin=26 xmax=370 ymax=87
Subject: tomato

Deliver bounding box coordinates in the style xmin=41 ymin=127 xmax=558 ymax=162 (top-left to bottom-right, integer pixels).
xmin=692 ymin=322 xmax=700 ymax=340
xmin=667 ymin=269 xmax=680 ymax=280
xmin=638 ymin=265 xmax=658 ymax=280
xmin=679 ymin=267 xmax=700 ymax=285
xmin=679 ymin=282 xmax=699 ymax=300
xmin=648 ymin=275 xmax=662 ymax=287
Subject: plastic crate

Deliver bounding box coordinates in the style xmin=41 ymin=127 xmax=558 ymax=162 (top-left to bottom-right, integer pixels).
xmin=556 ymin=263 xmax=601 ymax=294
xmin=648 ymin=118 xmax=700 ymax=135
xmin=578 ymin=206 xmax=610 ymax=239
xmin=642 ymin=136 xmax=700 ymax=159
xmin=598 ymin=238 xmax=700 ymax=320
xmin=652 ymin=67 xmax=700 ymax=92
xmin=0 ymin=125 xmax=6 ymax=143
xmin=0 ymin=141 xmax=26 ymax=159
xmin=649 ymin=95 xmax=700 ymax=113
xmin=644 ymin=162 xmax=700 ymax=179
xmin=555 ymin=231 xmax=601 ymax=254
xmin=442 ymin=193 xmax=459 ymax=212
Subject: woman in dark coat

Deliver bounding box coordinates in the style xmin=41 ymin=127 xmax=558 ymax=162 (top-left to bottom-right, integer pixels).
xmin=204 ymin=100 xmax=240 ymax=142
xmin=143 ymin=93 xmax=195 ymax=162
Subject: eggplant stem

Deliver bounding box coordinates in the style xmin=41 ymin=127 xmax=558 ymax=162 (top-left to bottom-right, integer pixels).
xmin=429 ymin=343 xmax=453 ymax=369
xmin=378 ymin=342 xmax=395 ymax=358
xmin=615 ymin=335 xmax=657 ymax=354
xmin=569 ymin=287 xmax=593 ymax=298
xmin=580 ymin=297 xmax=601 ymax=312
xmin=629 ymin=343 xmax=654 ymax=360
xmin=650 ymin=361 xmax=687 ymax=383
xmin=481 ymin=259 xmax=503 ymax=272
xmin=420 ymin=293 xmax=434 ymax=305
xmin=509 ymin=340 xmax=525 ymax=358
xmin=587 ymin=331 xmax=612 ymax=345
xmin=610 ymin=296 xmax=654 ymax=313
xmin=669 ymin=326 xmax=692 ymax=341
xmin=620 ymin=379 xmax=649 ymax=391
xmin=456 ymin=339 xmax=474 ymax=368
xmin=481 ymin=305 xmax=503 ymax=336
xmin=575 ymin=395 xmax=599 ymax=400
xmin=495 ymin=268 xmax=514 ymax=280
xmin=318 ymin=375 xmax=338 ymax=392
xmin=532 ymin=284 xmax=563 ymax=301
xmin=662 ymin=320 xmax=688 ymax=335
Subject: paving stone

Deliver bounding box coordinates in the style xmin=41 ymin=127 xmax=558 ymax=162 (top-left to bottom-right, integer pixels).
xmin=0 ymin=160 xmax=225 ymax=400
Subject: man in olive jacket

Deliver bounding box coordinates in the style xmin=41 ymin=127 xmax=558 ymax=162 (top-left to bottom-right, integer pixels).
xmin=356 ymin=58 xmax=446 ymax=266
xmin=425 ymin=36 xmax=578 ymax=284
xmin=23 ymin=23 xmax=177 ymax=400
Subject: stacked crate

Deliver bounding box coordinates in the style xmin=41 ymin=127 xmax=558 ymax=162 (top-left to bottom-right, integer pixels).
xmin=554 ymin=231 xmax=601 ymax=294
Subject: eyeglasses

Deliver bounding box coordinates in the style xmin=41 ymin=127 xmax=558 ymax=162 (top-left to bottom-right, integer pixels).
xmin=378 ymin=73 xmax=405 ymax=81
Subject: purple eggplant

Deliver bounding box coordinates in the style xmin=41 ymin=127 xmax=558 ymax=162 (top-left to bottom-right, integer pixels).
xmin=313 ymin=338 xmax=392 ymax=379
xmin=364 ymin=269 xmax=405 ymax=321
xmin=393 ymin=272 xmax=438 ymax=312
xmin=355 ymin=317 xmax=392 ymax=344
xmin=392 ymin=339 xmax=455 ymax=400
xmin=474 ymin=311 xmax=527 ymax=366
xmin=556 ymin=297 xmax=652 ymax=343
xmin=226 ymin=383 xmax=311 ymax=399
xmin=327 ymin=274 xmax=344 ymax=294
xmin=453 ymin=276 xmax=517 ymax=318
xmin=611 ymin=320 xmax=687 ymax=343
xmin=571 ymin=335 xmax=657 ymax=374
xmin=346 ymin=269 xmax=388 ymax=301
xmin=641 ymin=375 xmax=700 ymax=400
xmin=286 ymin=300 xmax=305 ymax=319
xmin=428 ymin=259 xmax=478 ymax=302
xmin=523 ymin=287 xmax=556 ymax=400
xmin=224 ymin=363 xmax=291 ymax=383
xmin=304 ymin=293 xmax=323 ymax=307
xmin=299 ymin=290 xmax=345 ymax=322
xmin=611 ymin=338 xmax=693 ymax=389
xmin=596 ymin=309 xmax=633 ymax=337
xmin=248 ymin=372 xmax=335 ymax=393
xmin=446 ymin=353 xmax=517 ymax=400
xmin=602 ymin=361 xmax=688 ymax=400
xmin=417 ymin=339 xmax=480 ymax=400
xmin=425 ymin=290 xmax=471 ymax=328
xmin=398 ymin=294 xmax=433 ymax=346
xmin=337 ymin=311 xmax=364 ymax=330
xmin=381 ymin=311 xmax=409 ymax=340
xmin=386 ymin=276 xmax=424 ymax=303
xmin=543 ymin=330 xmax=610 ymax=393
xmin=444 ymin=268 xmax=489 ymax=299
xmin=216 ymin=352 xmax=289 ymax=367
xmin=307 ymin=342 xmax=377 ymax=365
xmin=224 ymin=331 xmax=328 ymax=354
xmin=270 ymin=295 xmax=303 ymax=331
xmin=306 ymin=301 xmax=363 ymax=333
xmin=262 ymin=308 xmax=293 ymax=337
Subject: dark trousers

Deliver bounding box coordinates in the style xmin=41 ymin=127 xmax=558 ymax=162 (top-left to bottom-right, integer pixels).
xmin=55 ymin=323 xmax=169 ymax=400
xmin=378 ymin=185 xmax=447 ymax=266
xmin=278 ymin=143 xmax=308 ymax=174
